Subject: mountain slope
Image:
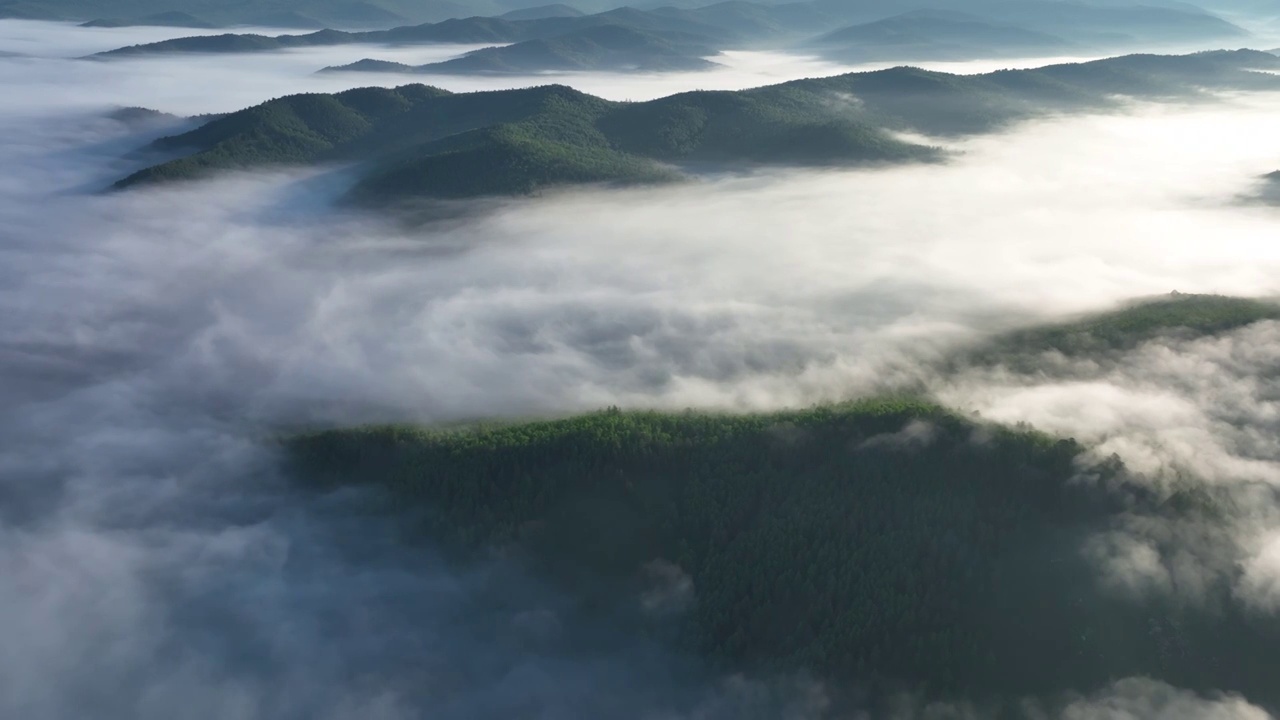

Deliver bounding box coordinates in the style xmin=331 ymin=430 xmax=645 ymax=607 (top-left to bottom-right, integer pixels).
xmin=966 ymin=293 xmax=1280 ymax=371
xmin=91 ymin=28 xmax=361 ymax=57
xmin=112 ymin=79 xmax=935 ymax=200
xmin=347 ymin=123 xmax=681 ymax=201
xmin=113 ymin=50 xmax=1280 ymax=203
xmin=284 ymin=395 xmax=1280 ymax=705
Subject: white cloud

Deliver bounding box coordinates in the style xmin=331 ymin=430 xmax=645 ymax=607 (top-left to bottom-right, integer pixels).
xmin=1060 ymin=679 xmax=1272 ymax=720
xmin=3 ymin=20 xmax=1280 ymax=718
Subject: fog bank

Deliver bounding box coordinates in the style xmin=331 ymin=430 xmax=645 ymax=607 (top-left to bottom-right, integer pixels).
xmin=3 ymin=22 xmax=1280 ymax=719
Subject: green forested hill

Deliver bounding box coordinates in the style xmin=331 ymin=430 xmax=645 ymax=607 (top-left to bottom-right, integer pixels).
xmin=971 ymin=293 xmax=1280 ymax=367
xmin=284 ymin=397 xmax=1280 ymax=706
xmin=346 ymin=123 xmax=681 ymax=201
xmin=112 ymin=50 xmax=1280 ymax=203
xmin=112 ymin=79 xmax=937 ymax=199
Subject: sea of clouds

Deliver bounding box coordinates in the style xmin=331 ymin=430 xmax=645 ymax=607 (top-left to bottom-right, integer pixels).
xmin=3 ymin=18 xmax=1280 ymax=719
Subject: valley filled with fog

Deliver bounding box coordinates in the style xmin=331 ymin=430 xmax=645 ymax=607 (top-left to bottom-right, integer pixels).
xmin=3 ymin=12 xmax=1280 ymax=720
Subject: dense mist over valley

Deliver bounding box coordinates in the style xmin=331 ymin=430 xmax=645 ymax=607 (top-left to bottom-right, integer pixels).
xmin=4 ymin=11 xmax=1280 ymax=720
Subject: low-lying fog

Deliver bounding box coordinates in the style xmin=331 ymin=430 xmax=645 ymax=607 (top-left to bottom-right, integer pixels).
xmin=3 ymin=19 xmax=1280 ymax=719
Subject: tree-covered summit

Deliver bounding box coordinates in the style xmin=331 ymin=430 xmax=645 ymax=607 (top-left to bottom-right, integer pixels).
xmin=284 ymin=394 xmax=1280 ymax=708
xmin=112 ymin=50 xmax=1280 ymax=204
xmin=970 ymin=293 xmax=1280 ymax=367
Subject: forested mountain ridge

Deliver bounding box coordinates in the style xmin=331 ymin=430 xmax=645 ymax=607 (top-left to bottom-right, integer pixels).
xmin=81 ymin=0 xmax=1249 ymax=60
xmin=284 ymin=391 xmax=1280 ymax=706
xmin=968 ymin=293 xmax=1280 ymax=367
xmin=320 ymin=25 xmax=720 ymax=75
xmin=89 ymin=8 xmax=744 ymax=58
xmin=112 ymin=50 xmax=1280 ymax=204
xmin=6 ymin=0 xmax=1255 ymax=39
xmin=0 ymin=0 xmax=607 ymax=27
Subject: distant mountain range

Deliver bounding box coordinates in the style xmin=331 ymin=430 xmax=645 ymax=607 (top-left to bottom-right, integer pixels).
xmin=806 ymin=9 xmax=1074 ymax=62
xmin=112 ymin=50 xmax=1280 ymax=207
xmin=81 ymin=1 xmax=1251 ymax=67
xmin=88 ymin=8 xmax=744 ymax=58
xmin=321 ymin=25 xmax=718 ymax=74
xmin=4 ymin=0 xmax=1263 ymax=39
xmin=0 ymin=0 xmax=562 ymax=28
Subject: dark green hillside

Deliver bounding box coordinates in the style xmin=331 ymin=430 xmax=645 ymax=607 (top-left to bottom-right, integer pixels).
xmin=113 ymin=50 xmax=1280 ymax=201
xmin=285 ymin=400 xmax=1280 ymax=704
xmin=347 ymin=124 xmax=679 ymax=203
xmin=113 ymin=80 xmax=933 ymax=197
xmin=107 ymin=106 xmax=179 ymax=126
xmin=91 ymin=28 xmax=360 ymax=57
xmin=789 ymin=49 xmax=1280 ymax=135
xmin=973 ymin=293 xmax=1280 ymax=366
xmin=115 ymin=84 xmax=455 ymax=187
xmin=597 ymin=89 xmax=932 ymax=164
xmin=326 ymin=25 xmax=719 ymax=75
xmin=1036 ymin=49 xmax=1280 ymax=95
xmin=318 ymin=58 xmax=414 ymax=73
